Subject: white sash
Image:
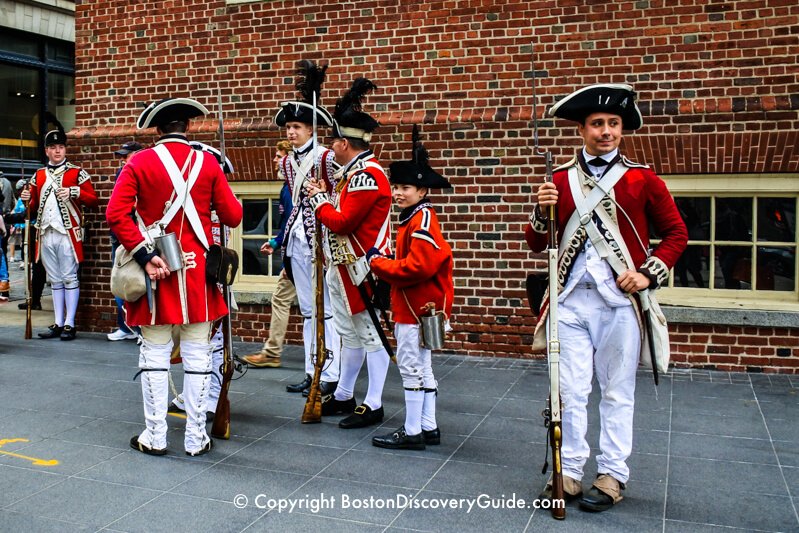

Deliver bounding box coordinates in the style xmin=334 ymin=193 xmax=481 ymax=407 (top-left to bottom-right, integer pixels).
xmin=289 ymin=152 xmax=318 ymax=204
xmin=153 ymin=144 xmax=208 ymax=250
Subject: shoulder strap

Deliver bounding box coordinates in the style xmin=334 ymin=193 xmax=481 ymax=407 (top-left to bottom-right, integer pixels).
xmin=153 ymin=144 xmax=209 ymax=249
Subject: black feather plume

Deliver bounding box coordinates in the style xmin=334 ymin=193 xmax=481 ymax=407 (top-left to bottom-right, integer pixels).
xmin=44 ymin=111 xmax=65 ymax=134
xmin=334 ymin=77 xmax=378 ymax=118
xmin=411 ymin=125 xmax=429 ymax=168
xmin=295 ymin=59 xmax=328 ymax=104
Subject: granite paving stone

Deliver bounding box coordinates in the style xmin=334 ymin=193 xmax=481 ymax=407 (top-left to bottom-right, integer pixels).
xmin=0 ymin=326 xmax=797 ymax=532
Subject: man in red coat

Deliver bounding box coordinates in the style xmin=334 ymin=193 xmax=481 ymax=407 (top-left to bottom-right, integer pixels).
xmin=106 ymin=97 xmax=242 ymax=457
xmin=527 ymin=84 xmax=687 ymax=512
xmin=306 ymin=78 xmax=393 ymax=429
xmin=21 ymin=122 xmax=98 ymax=340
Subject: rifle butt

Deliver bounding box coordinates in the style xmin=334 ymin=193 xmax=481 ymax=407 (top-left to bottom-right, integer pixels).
xmin=301 ymin=365 xmax=324 ymax=424
xmin=210 ymin=397 xmax=231 ymax=439
xmin=550 ymin=422 xmax=566 ymax=520
xmin=24 ymin=308 xmax=32 ymax=339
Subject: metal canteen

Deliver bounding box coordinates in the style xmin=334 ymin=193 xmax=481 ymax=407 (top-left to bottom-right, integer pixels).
xmin=154 ymin=232 xmax=184 ymax=271
xmin=419 ymin=311 xmax=446 ymax=350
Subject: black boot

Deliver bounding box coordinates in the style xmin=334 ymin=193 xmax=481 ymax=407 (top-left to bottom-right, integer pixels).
xmin=286 ymin=374 xmax=312 ymax=393
xmin=579 ymin=475 xmax=624 ymax=512
xmin=422 ymin=427 xmax=441 ymax=445
xmin=60 ymin=325 xmax=77 ymax=341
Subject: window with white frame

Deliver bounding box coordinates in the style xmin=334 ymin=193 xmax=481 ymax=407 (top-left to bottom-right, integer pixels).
xmin=229 ymin=181 xmax=283 ymax=292
xmin=655 ymin=174 xmax=798 ymax=311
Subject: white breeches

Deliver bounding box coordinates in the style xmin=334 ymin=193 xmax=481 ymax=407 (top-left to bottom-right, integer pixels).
xmin=395 ymin=323 xmax=437 ymax=390
xmin=291 ymin=252 xmax=340 ymax=382
xmin=326 ymin=268 xmax=384 ymax=352
xmin=138 ymin=322 xmax=213 ymax=453
xmin=556 ymin=284 xmax=640 ymax=484
xmin=40 ymin=228 xmax=78 ymax=287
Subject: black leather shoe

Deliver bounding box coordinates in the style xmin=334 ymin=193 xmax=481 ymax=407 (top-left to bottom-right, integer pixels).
xmin=287 ymin=374 xmax=312 ymax=393
xmin=38 ymin=324 xmax=63 ymax=339
xmin=372 ymin=426 xmax=425 ymax=450
xmin=19 ymin=302 xmax=43 ymax=311
xmin=167 ymin=402 xmax=185 ymax=414
xmin=59 ymin=325 xmax=77 ymax=341
xmin=186 ymin=439 xmax=213 ymax=457
xmin=206 ymin=412 xmax=215 ymax=423
xmin=578 ymin=477 xmax=623 ymax=513
xmin=339 ymin=404 xmax=384 ymax=429
xmin=422 ymin=427 xmax=441 ymax=445
xmin=321 ymin=396 xmax=356 ymax=416
xmin=129 ymin=435 xmax=167 ymax=456
xmin=320 ymin=380 xmax=338 ymax=396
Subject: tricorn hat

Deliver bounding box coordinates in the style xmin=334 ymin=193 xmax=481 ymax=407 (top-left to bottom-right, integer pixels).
xmin=274 ymin=60 xmax=333 ymax=127
xmin=137 ymin=97 xmax=209 ymax=130
xmin=44 ymin=111 xmax=67 ymax=146
xmin=189 ymin=141 xmax=234 ymax=174
xmin=548 ymin=83 xmax=643 ymax=130
xmin=331 ymin=77 xmax=379 ymax=142
xmin=389 ymin=125 xmax=451 ymax=189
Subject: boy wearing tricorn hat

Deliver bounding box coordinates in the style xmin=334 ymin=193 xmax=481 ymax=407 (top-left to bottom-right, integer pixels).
xmin=527 ymin=84 xmax=687 ymax=511
xmin=20 ymin=115 xmax=99 ymax=340
xmin=272 ymin=60 xmax=342 ymax=396
xmin=369 ymin=128 xmax=454 ymax=450
xmin=306 ymin=77 xmax=394 ymax=429
xmin=106 ymin=97 xmax=242 ymax=457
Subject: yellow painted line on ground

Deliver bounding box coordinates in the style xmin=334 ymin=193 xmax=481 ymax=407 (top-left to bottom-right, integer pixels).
xmin=0 ymin=438 xmax=58 ymax=467
xmin=167 ymin=412 xmax=187 ymax=420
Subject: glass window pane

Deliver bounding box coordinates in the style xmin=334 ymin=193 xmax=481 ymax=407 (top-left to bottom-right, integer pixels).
xmin=0 ymin=64 xmax=40 ymax=166
xmin=47 ymin=72 xmax=76 ymax=132
xmin=757 ymin=247 xmax=795 ymax=292
xmin=47 ymin=40 xmax=75 ymax=64
xmin=757 ymin=198 xmax=795 ymax=243
xmin=242 ymin=199 xmax=269 ymax=234
xmin=0 ymin=32 xmax=39 ymax=58
xmin=271 ymin=197 xmax=282 ymax=231
xmin=674 ymin=244 xmax=709 ymax=288
xmin=714 ymin=245 xmax=752 ymax=289
xmin=715 ymin=198 xmax=752 ymax=242
xmin=675 ymin=197 xmax=710 ymax=241
xmin=241 ymin=238 xmax=270 ymax=276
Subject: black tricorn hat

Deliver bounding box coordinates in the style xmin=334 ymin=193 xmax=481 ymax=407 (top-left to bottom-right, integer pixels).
xmin=331 ymin=77 xmax=379 ymax=142
xmin=44 ymin=112 xmax=67 ymax=146
xmin=389 ymin=126 xmax=451 ymax=189
xmin=548 ymin=83 xmax=643 ymax=130
xmin=189 ymin=141 xmax=234 ymax=174
xmin=137 ymin=97 xmax=209 ymax=130
xmin=274 ymin=60 xmax=333 ymax=127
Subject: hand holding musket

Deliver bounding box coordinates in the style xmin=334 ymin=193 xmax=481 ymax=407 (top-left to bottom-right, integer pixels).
xmin=531 ymin=66 xmax=566 ymax=520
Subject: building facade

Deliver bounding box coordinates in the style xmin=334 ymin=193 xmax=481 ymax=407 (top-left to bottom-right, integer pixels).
xmin=71 ymin=0 xmax=798 ymax=372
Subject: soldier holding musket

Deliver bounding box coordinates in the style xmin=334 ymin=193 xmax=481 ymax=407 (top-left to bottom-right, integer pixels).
xmin=107 ymin=97 xmax=242 ymax=457
xmin=527 ymin=84 xmax=687 ymax=511
xmin=306 ymin=77 xmax=394 ymax=429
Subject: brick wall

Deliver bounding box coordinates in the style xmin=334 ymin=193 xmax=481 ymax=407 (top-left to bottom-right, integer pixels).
xmin=72 ymin=0 xmax=799 ymax=372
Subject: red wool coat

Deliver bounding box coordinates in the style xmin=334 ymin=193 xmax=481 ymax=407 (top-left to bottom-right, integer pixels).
xmin=106 ymin=137 xmax=242 ymax=326
xmin=29 ymin=162 xmax=99 ymax=263
xmin=371 ymin=201 xmax=454 ymax=325
xmin=314 ymin=152 xmax=392 ymax=315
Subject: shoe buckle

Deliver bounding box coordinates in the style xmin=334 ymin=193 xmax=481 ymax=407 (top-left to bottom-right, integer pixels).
xmin=354 ymin=405 xmax=367 ymax=415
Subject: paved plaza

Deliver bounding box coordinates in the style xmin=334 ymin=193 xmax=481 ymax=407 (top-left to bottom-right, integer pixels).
xmin=0 ymin=303 xmax=797 ymax=532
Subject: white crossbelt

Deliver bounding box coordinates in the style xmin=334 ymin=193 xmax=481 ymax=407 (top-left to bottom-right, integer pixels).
xmin=153 ymin=144 xmax=208 ymax=250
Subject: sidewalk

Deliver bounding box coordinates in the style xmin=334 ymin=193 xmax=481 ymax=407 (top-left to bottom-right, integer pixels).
xmin=0 ymin=327 xmax=797 ymax=532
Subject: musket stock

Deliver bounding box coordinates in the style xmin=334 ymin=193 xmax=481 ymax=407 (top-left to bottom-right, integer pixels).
xmin=532 ymin=61 xmax=566 ymax=519
xmin=302 ymin=91 xmax=328 ymax=424
xmin=211 ymin=89 xmax=235 ymax=439
xmin=21 ymin=133 xmax=32 ymax=340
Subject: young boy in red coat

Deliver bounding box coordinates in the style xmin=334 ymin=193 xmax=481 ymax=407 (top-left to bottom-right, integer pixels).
xmin=368 ymin=132 xmax=454 ymax=450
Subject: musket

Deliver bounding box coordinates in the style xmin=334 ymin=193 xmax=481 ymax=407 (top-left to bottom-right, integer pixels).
xmin=210 ymin=88 xmax=235 ymax=439
xmin=22 ymin=132 xmax=32 ymax=340
xmin=531 ymin=62 xmax=566 ymax=520
xmin=302 ymin=90 xmax=329 ymax=424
